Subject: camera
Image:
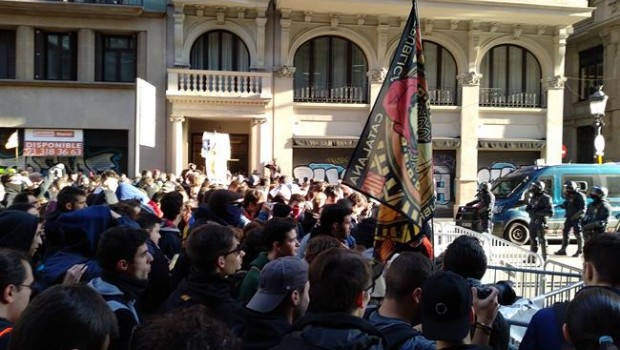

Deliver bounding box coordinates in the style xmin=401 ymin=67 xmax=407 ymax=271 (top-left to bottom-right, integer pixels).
xmin=468 ymin=279 xmax=517 ymax=306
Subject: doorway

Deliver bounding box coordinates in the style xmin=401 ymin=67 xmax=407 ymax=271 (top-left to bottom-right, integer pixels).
xmin=191 ymin=133 xmax=249 ymax=176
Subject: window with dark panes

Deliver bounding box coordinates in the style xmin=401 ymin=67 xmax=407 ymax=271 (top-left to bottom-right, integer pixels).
xmin=96 ymin=34 xmax=136 ymax=82
xmin=480 ymin=44 xmax=542 ymax=107
xmin=578 ymin=45 xmax=603 ymax=100
xmin=190 ymin=30 xmax=249 ymax=71
xmin=35 ymin=30 xmax=77 ymax=81
xmin=0 ymin=30 xmax=16 ymax=79
xmin=423 ymin=41 xmax=457 ymax=105
xmin=293 ymin=36 xmax=368 ymax=103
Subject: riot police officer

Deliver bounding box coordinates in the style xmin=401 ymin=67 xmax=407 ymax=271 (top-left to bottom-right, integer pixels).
xmin=582 ymin=186 xmax=612 ymax=242
xmin=525 ymin=181 xmax=554 ymax=260
xmin=466 ymin=182 xmax=495 ymax=234
xmin=555 ymin=181 xmax=586 ymax=257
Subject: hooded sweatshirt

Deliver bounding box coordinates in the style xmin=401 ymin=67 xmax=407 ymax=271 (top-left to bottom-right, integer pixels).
xmin=0 ymin=210 xmax=38 ymax=253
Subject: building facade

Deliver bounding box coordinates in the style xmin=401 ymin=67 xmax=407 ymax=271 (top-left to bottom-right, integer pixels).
xmin=0 ymin=0 xmax=167 ymax=175
xmin=565 ymin=0 xmax=620 ymax=164
xmin=167 ymin=0 xmax=591 ymax=216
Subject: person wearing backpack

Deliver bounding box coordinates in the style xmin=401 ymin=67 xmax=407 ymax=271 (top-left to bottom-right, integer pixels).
xmin=88 ymin=227 xmax=153 ymax=350
xmin=364 ymin=252 xmax=435 ymax=350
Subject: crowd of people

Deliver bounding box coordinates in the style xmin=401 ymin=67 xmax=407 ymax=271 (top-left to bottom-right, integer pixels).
xmin=0 ymin=162 xmax=617 ymax=350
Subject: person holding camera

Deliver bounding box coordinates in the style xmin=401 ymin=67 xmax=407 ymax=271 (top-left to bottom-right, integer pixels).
xmin=466 ymin=182 xmax=495 ymax=234
xmin=442 ymin=235 xmax=512 ymax=350
xmin=525 ymin=181 xmax=554 ymax=261
xmin=555 ymin=181 xmax=586 ymax=257
xmin=582 ymin=186 xmax=612 ymax=243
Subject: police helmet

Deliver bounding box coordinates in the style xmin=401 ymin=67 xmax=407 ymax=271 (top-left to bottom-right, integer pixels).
xmin=530 ymin=181 xmax=545 ymax=193
xmin=479 ymin=182 xmax=491 ymax=192
xmin=564 ymin=181 xmax=577 ymax=192
xmin=590 ymin=186 xmax=608 ymax=200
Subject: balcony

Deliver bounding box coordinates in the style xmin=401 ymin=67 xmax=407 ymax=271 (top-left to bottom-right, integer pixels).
xmin=428 ymin=87 xmax=457 ymax=106
xmin=166 ymin=69 xmax=272 ymax=103
xmin=294 ymin=86 xmax=367 ymax=104
xmin=479 ymin=88 xmax=542 ymax=108
xmin=42 ymin=0 xmax=142 ymax=5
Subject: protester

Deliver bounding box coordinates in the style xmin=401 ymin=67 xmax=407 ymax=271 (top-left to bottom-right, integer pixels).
xmin=9 ymin=284 xmax=117 ymax=350
xmin=160 ymin=223 xmax=246 ymax=332
xmin=238 ymin=217 xmax=300 ymax=304
xmin=271 ymin=248 xmax=385 ymax=349
xmin=241 ymin=256 xmax=310 ymax=349
xmin=0 ymin=210 xmax=43 ymax=258
xmin=520 ymin=233 xmax=620 ymax=350
xmin=0 ymin=249 xmax=33 ymax=350
xmin=89 ymin=226 xmax=153 ymax=350
xmin=564 ymin=287 xmax=620 ymax=350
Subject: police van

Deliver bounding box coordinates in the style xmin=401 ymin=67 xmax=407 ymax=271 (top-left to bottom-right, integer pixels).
xmin=489 ymin=164 xmax=620 ymax=245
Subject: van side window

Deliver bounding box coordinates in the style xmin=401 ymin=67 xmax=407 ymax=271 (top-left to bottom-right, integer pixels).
xmin=563 ymin=176 xmax=593 ymax=193
xmin=606 ymin=176 xmax=620 ymax=198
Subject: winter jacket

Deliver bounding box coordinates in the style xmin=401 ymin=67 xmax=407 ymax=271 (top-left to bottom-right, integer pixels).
xmin=238 ymin=251 xmax=269 ymax=304
xmin=270 ymin=312 xmax=385 ymax=350
xmin=241 ymin=308 xmax=291 ymax=350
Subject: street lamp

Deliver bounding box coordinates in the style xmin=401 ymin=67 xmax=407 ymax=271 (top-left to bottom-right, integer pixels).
xmin=589 ymin=86 xmax=608 ymax=164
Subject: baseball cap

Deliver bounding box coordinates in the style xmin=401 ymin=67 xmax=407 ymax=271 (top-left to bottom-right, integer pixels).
xmin=422 ymin=271 xmax=473 ymax=341
xmin=246 ymin=257 xmax=309 ymax=313
xmin=207 ymin=189 xmax=243 ymax=209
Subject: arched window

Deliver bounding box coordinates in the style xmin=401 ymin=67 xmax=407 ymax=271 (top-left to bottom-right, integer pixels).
xmin=294 ymin=36 xmax=368 ymax=103
xmin=480 ymin=44 xmax=542 ymax=108
xmin=423 ymin=41 xmax=458 ymax=105
xmin=190 ymin=30 xmax=249 ymax=71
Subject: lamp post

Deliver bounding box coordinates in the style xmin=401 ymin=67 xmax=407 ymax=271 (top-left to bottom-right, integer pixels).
xmin=589 ymin=86 xmax=608 ymax=164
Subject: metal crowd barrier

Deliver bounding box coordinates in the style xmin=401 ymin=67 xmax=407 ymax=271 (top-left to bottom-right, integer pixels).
xmin=484 ymin=264 xmax=582 ymax=300
xmin=433 ymin=222 xmax=545 ymax=268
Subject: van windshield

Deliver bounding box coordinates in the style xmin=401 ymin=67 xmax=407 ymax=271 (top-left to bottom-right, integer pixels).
xmin=492 ymin=175 xmax=528 ymax=199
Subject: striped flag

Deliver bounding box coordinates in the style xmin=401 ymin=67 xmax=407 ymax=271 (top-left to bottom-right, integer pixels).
xmin=4 ymin=131 xmax=18 ymax=149
xmin=343 ymin=0 xmax=435 ymax=262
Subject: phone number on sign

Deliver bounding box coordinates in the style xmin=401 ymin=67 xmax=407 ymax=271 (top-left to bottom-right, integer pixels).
xmin=23 ymin=148 xmax=83 ymax=157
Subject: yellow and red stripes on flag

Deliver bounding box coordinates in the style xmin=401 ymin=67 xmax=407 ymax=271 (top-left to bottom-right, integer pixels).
xmin=343 ymin=0 xmax=435 ymax=261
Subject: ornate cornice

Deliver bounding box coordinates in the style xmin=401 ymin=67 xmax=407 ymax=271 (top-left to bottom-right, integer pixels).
xmin=457 ymin=72 xmax=482 ymax=86
xmin=367 ymin=68 xmax=387 ymax=83
xmin=273 ymin=65 xmax=296 ymax=79
xmin=542 ymin=75 xmax=566 ymax=90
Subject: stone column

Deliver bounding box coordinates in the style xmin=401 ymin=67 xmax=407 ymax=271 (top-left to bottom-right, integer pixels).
xmin=279 ymin=13 xmax=292 ymax=65
xmin=600 ymin=27 xmax=620 ymax=161
xmin=250 ymin=117 xmax=269 ymax=175
xmin=272 ymin=66 xmax=295 ymax=176
xmin=173 ymin=5 xmax=186 ymax=67
xmin=255 ymin=10 xmax=267 ymax=70
xmin=169 ymin=115 xmax=185 ymax=176
xmin=455 ymin=72 xmax=482 ymax=211
xmin=78 ymin=29 xmax=95 ymax=81
xmin=543 ymin=76 xmax=566 ymax=165
xmin=15 ymin=26 xmax=34 ymax=80
xmin=367 ymin=68 xmax=386 ymax=107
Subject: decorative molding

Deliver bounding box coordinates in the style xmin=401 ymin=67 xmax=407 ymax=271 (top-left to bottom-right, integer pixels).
xmin=216 ymin=7 xmax=226 ymax=25
xmin=610 ymin=0 xmax=620 ymax=13
xmin=542 ymin=75 xmax=566 ymax=90
xmin=513 ymin=25 xmax=523 ymax=40
xmin=356 ymin=15 xmax=366 ymax=25
xmin=251 ymin=118 xmax=267 ymax=126
xmin=367 ymin=68 xmax=387 ymax=83
xmin=489 ymin=22 xmax=498 ymax=33
xmin=281 ymin=8 xmax=292 ymax=19
xmin=450 ymin=20 xmax=459 ymax=31
xmin=330 ymin=14 xmax=340 ymax=30
xmin=457 ymin=72 xmax=482 ymax=85
xmin=399 ymin=17 xmax=406 ymax=28
xmin=167 ymin=95 xmax=271 ymax=106
xmin=425 ymin=19 xmax=434 ymax=35
xmin=273 ymin=65 xmax=296 ymax=79
xmin=304 ymin=11 xmax=312 ymax=22
xmin=195 ymin=5 xmax=204 ymax=17
xmin=537 ymin=25 xmax=547 ymax=36
xmin=169 ymin=115 xmax=185 ymax=123
xmin=236 ymin=7 xmax=246 ymax=19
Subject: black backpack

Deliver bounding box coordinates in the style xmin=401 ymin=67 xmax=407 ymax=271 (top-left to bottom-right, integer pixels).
xmin=364 ymin=306 xmax=421 ymax=350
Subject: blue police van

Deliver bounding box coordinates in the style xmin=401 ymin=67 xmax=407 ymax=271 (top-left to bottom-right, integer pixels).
xmin=489 ymin=164 xmax=620 ymax=245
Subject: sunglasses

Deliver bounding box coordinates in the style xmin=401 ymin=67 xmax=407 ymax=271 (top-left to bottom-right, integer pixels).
xmin=224 ymin=243 xmax=243 ymax=256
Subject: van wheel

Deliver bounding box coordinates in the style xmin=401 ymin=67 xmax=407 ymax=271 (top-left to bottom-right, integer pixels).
xmin=505 ymin=222 xmax=529 ymax=245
